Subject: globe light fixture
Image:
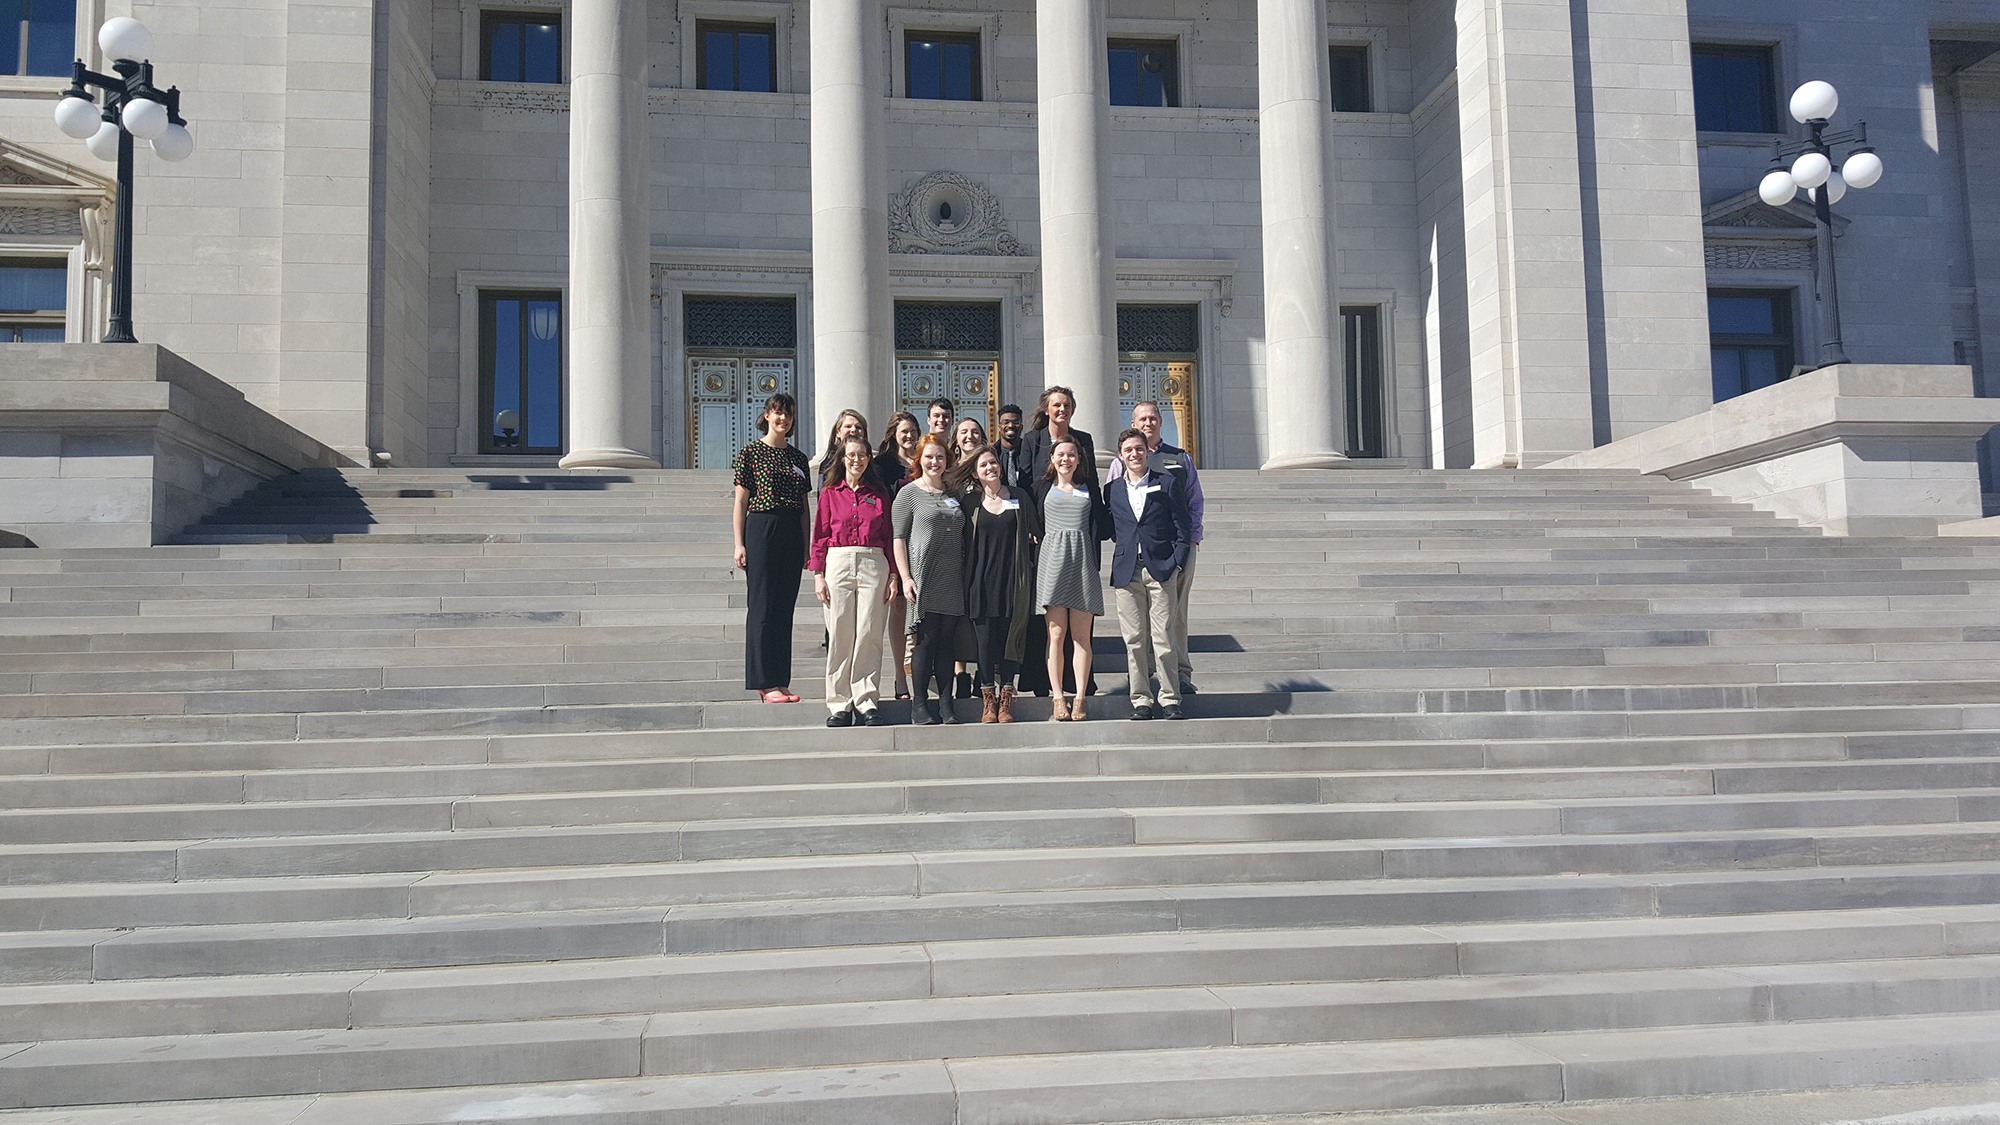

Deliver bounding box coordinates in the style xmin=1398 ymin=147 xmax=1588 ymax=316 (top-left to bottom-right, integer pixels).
xmin=1758 ymin=167 xmax=1798 ymax=207
xmin=152 ymin=123 xmax=194 ymax=163
xmin=121 ymin=96 xmax=169 ymax=140
xmin=1762 ymin=81 xmax=1886 ymax=369
xmin=53 ymin=94 xmax=100 ymax=138
xmin=97 ymin=17 xmax=154 ymax=62
xmin=1790 ymin=151 xmax=1831 ymax=190
xmin=1843 ymin=148 xmax=1883 ymax=190
xmin=46 ymin=18 xmax=193 ymax=344
xmin=1807 ymin=170 xmax=1846 ymax=206
xmin=85 ymin=120 xmax=121 ymax=162
xmin=1789 ymin=79 xmax=1839 ymax=123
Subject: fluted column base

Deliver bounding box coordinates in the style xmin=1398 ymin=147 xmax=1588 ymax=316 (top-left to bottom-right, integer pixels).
xmin=1260 ymin=451 xmax=1353 ymax=471
xmin=559 ymin=446 xmax=660 ymax=469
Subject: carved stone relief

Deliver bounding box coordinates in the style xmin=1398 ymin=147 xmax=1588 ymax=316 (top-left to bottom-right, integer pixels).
xmin=888 ymin=171 xmax=1026 ymax=256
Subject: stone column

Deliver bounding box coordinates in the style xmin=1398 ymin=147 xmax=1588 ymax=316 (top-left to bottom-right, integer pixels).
xmin=1454 ymin=0 xmax=1593 ymax=468
xmin=560 ymin=0 xmax=659 ymax=469
xmin=1256 ymin=0 xmax=1349 ymax=469
xmin=811 ymin=0 xmax=893 ymax=433
xmin=1037 ymin=0 xmax=1119 ymax=459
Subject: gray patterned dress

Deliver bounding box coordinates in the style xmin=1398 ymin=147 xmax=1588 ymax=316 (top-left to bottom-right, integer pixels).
xmin=891 ymin=484 xmax=968 ymax=621
xmin=1035 ymin=484 xmax=1103 ymax=615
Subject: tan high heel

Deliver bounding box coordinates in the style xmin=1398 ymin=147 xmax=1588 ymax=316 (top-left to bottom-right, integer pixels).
xmin=1069 ymin=697 xmax=1089 ymax=721
xmin=1049 ymin=695 xmax=1070 ymax=722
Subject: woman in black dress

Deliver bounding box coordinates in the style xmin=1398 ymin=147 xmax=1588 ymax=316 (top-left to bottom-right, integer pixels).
xmin=731 ymin=393 xmax=812 ymax=703
xmin=956 ymin=444 xmax=1041 ymax=722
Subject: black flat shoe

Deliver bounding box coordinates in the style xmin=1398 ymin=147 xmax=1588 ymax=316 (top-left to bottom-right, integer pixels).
xmin=955 ymin=672 xmax=974 ymax=700
xmin=859 ymin=709 xmax=885 ymax=726
xmin=1179 ymin=679 xmax=1198 ymax=696
xmin=913 ymin=701 xmax=938 ymax=725
xmin=1161 ymin=705 xmax=1186 ymax=721
xmin=826 ymin=710 xmax=853 ymax=728
xmin=1130 ymin=702 xmax=1157 ymax=721
xmin=941 ymin=702 xmax=961 ymax=725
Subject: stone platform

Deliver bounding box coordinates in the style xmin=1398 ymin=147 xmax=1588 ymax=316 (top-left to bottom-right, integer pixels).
xmin=3 ymin=467 xmax=2000 ymax=1122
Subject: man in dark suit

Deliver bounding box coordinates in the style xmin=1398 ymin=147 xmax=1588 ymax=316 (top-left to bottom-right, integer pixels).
xmin=1107 ymin=428 xmax=1193 ymax=720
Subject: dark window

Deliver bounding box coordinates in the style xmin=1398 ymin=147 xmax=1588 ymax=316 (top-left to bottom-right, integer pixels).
xmin=1329 ymin=44 xmax=1371 ymax=112
xmin=906 ymin=31 xmax=979 ymax=101
xmin=1108 ymin=39 xmax=1178 ymax=108
xmin=1342 ymin=305 xmax=1384 ymax=458
xmin=697 ymin=21 xmax=776 ymax=92
xmin=1709 ymin=289 xmax=1795 ymax=402
xmin=0 ymin=0 xmax=75 ymax=78
xmin=684 ymin=295 xmax=797 ymax=349
xmin=1117 ymin=304 xmax=1198 ymax=353
xmin=0 ymin=259 xmax=64 ymax=342
xmin=1691 ymin=44 xmax=1778 ymax=132
xmin=895 ymin=302 xmax=1001 ymax=351
xmin=481 ymin=10 xmax=561 ymax=83
xmin=481 ymin=291 xmax=564 ymax=455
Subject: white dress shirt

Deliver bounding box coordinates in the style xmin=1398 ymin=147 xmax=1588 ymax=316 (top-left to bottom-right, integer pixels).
xmin=1123 ymin=472 xmax=1150 ymax=523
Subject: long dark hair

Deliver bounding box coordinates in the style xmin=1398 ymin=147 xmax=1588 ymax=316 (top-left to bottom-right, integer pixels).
xmin=947 ymin=442 xmax=1003 ymax=494
xmin=877 ymin=411 xmax=920 ymax=463
xmin=825 ymin=434 xmax=882 ymax=492
xmin=818 ymin=409 xmax=869 ymax=486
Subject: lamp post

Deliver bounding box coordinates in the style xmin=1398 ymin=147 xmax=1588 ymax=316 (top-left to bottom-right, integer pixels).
xmin=1755 ymin=80 xmax=1885 ymax=369
xmin=49 ymin=18 xmax=194 ymax=345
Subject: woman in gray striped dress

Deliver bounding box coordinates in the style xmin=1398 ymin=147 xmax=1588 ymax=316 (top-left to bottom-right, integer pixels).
xmin=1033 ymin=437 xmax=1106 ymax=721
xmin=892 ymin=434 xmax=974 ymax=725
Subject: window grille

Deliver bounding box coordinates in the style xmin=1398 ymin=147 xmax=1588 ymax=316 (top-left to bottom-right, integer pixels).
xmin=1117 ymin=304 xmax=1198 ymax=353
xmin=684 ymin=296 xmax=798 ymax=350
xmin=895 ymin=301 xmax=1001 ymax=351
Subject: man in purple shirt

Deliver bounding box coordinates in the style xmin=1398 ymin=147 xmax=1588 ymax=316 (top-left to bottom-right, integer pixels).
xmin=1106 ymin=400 xmax=1204 ymax=697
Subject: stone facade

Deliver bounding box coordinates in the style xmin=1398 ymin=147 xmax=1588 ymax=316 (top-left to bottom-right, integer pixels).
xmin=0 ymin=0 xmax=1996 ymax=474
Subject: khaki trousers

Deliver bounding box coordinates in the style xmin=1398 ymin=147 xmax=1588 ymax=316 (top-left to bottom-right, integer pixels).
xmin=1166 ymin=542 xmax=1197 ymax=686
xmin=822 ymin=547 xmax=890 ymax=714
xmin=1115 ymin=566 xmax=1181 ymax=709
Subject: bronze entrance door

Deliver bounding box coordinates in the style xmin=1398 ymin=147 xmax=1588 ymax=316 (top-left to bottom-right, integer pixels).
xmin=894 ymin=301 xmax=1003 ymax=435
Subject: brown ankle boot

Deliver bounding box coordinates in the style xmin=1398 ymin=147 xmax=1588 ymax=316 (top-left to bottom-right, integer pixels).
xmin=980 ymin=687 xmax=998 ymax=723
xmin=997 ymin=685 xmax=1016 ymax=723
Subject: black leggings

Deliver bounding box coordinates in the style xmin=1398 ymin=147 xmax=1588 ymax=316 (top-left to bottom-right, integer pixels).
xmin=910 ymin=612 xmax=964 ymax=704
xmin=971 ymin=616 xmax=1017 ymax=688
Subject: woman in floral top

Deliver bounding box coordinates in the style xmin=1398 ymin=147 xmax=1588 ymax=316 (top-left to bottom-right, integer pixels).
xmin=731 ymin=392 xmax=812 ymax=702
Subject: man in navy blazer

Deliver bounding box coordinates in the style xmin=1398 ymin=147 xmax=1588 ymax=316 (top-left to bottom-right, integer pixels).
xmin=1107 ymin=428 xmax=1194 ymax=720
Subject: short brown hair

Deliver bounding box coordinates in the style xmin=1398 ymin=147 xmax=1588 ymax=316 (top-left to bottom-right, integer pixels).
xmin=754 ymin=392 xmax=796 ymax=435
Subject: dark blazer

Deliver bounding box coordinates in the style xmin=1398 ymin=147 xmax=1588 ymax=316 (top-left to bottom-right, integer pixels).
xmin=1017 ymin=426 xmax=1096 ymax=492
xmin=1106 ymin=468 xmax=1192 ymax=589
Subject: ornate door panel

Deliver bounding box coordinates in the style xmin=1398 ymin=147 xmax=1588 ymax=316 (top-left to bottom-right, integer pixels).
xmin=1117 ymin=359 xmax=1199 ymax=463
xmin=687 ymin=356 xmax=795 ymax=469
xmin=897 ymin=357 xmax=997 ymax=435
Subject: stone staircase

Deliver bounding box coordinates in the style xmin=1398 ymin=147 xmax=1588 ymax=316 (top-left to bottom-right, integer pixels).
xmin=4 ymin=466 xmax=2000 ymax=1122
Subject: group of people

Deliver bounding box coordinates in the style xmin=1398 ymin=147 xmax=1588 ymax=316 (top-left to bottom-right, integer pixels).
xmin=728 ymin=385 xmax=1204 ymax=725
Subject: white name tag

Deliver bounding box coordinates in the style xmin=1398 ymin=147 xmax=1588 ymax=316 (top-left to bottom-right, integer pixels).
xmin=943 ymin=497 xmax=960 ymax=508
xmin=1003 ymin=498 xmax=1021 ymax=510
xmin=1141 ymin=485 xmax=1161 ymax=495
xmin=792 ymin=465 xmax=808 ymax=478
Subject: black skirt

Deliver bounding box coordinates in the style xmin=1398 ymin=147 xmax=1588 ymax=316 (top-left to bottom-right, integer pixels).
xmin=743 ymin=509 xmax=805 ymax=690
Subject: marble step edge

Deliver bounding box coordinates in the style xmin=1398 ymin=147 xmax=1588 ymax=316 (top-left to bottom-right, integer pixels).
xmin=5 ymin=1009 xmax=2000 ymax=1120
xmin=13 ymin=860 xmax=2000 ymax=975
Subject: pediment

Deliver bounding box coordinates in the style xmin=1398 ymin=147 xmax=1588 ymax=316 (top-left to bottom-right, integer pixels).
xmin=0 ymin=139 xmax=115 ymax=196
xmin=1702 ymin=189 xmax=1844 ymax=235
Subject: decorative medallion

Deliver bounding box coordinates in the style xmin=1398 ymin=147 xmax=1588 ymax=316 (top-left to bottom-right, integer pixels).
xmin=888 ymin=171 xmax=1027 ymax=257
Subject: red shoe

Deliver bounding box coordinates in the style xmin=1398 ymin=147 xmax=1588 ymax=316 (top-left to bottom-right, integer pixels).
xmin=759 ymin=688 xmax=800 ymax=703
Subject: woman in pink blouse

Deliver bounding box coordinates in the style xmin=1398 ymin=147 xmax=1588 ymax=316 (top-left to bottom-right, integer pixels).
xmin=810 ymin=433 xmax=897 ymax=726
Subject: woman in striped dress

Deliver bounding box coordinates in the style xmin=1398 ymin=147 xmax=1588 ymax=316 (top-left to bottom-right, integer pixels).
xmin=1033 ymin=437 xmax=1106 ymax=721
xmin=892 ymin=435 xmax=974 ymax=724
